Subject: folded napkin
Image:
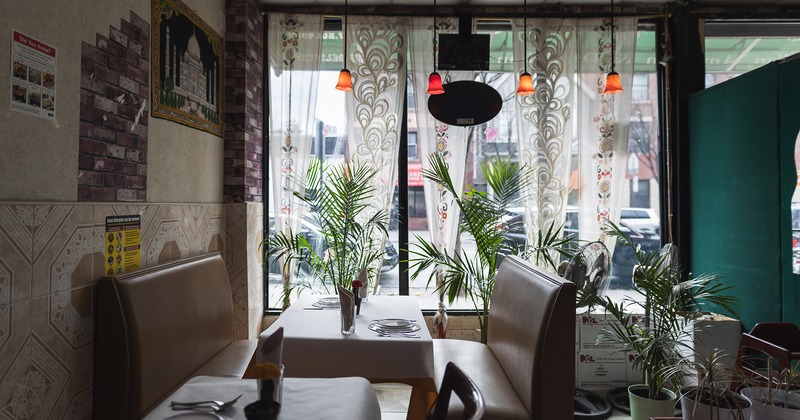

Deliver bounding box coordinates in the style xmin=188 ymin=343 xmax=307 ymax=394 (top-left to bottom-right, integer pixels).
xmin=338 ymin=285 xmax=355 ymax=331
xmin=357 ymin=267 xmax=368 ymax=299
xmin=257 ymin=326 xmax=283 ymax=366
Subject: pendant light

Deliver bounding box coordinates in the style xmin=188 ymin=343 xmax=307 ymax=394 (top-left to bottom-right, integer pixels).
xmin=335 ymin=0 xmax=353 ymax=91
xmin=603 ymin=0 xmax=623 ymax=94
xmin=516 ymin=0 xmax=534 ymax=96
xmin=427 ymin=0 xmax=444 ymax=95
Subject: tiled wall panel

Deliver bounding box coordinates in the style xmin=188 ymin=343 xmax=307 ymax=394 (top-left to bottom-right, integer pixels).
xmin=0 ymin=202 xmax=259 ymax=419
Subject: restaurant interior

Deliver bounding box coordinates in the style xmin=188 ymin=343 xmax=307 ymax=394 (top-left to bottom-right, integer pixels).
xmin=1 ymin=0 xmax=800 ymax=419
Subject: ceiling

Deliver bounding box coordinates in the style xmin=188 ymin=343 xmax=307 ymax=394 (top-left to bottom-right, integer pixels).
xmin=259 ymin=0 xmax=800 ymax=6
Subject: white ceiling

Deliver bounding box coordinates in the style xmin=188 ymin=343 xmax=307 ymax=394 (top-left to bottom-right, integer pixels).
xmin=260 ymin=0 xmax=800 ymax=6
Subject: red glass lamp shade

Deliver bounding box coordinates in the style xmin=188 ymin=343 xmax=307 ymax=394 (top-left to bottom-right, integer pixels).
xmin=335 ymin=69 xmax=353 ymax=91
xmin=516 ymin=71 xmax=534 ymax=96
xmin=603 ymin=71 xmax=623 ymax=94
xmin=427 ymin=72 xmax=445 ymax=95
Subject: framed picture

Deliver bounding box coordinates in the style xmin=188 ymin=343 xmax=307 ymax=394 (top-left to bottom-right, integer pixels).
xmin=151 ymin=0 xmax=223 ymax=136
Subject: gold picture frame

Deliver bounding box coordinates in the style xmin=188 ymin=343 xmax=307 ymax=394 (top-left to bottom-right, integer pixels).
xmin=151 ymin=0 xmax=224 ymax=136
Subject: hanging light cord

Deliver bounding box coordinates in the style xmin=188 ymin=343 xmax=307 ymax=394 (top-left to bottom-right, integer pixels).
xmin=610 ymin=0 xmax=615 ymax=72
xmin=433 ymin=0 xmax=437 ymax=73
xmin=523 ymin=0 xmax=527 ymax=74
xmin=344 ymin=0 xmax=348 ymax=68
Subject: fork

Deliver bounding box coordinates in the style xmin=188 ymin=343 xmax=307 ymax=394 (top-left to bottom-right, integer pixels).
xmin=170 ymin=394 xmax=241 ymax=411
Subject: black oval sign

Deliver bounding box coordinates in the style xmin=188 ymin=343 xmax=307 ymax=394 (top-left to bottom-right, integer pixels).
xmin=427 ymin=80 xmax=503 ymax=127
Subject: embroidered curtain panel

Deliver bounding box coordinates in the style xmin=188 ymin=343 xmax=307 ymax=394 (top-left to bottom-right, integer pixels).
xmin=267 ymin=13 xmax=324 ymax=303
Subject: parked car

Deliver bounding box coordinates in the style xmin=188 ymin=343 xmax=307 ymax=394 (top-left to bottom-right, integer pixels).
xmin=620 ymin=207 xmax=660 ymax=236
xmin=266 ymin=214 xmax=399 ymax=277
xmin=498 ymin=208 xmax=661 ymax=287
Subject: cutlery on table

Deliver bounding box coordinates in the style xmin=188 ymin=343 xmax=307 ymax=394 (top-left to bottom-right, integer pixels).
xmin=376 ymin=331 xmax=420 ymax=338
xmin=170 ymin=394 xmax=241 ymax=411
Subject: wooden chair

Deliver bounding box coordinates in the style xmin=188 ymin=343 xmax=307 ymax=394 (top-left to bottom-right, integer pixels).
xmin=731 ymin=322 xmax=800 ymax=390
xmin=429 ymin=362 xmax=485 ymax=420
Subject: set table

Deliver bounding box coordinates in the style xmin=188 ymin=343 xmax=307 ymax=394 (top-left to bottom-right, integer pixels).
xmin=142 ymin=375 xmax=381 ymax=419
xmin=261 ymin=295 xmax=438 ymax=420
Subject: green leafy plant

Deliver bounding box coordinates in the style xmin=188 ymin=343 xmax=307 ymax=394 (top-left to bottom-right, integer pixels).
xmin=671 ymin=349 xmax=752 ymax=419
xmin=408 ymin=153 xmax=573 ymax=343
xmin=264 ymin=158 xmax=388 ymax=303
xmin=580 ymin=221 xmax=738 ymax=401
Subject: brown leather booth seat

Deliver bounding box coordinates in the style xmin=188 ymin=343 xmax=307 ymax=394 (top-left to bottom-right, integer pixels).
xmin=433 ymin=255 xmax=576 ymax=419
xmin=93 ymin=252 xmax=258 ymax=419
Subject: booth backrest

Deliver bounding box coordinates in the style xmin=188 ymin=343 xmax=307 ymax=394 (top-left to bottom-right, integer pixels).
xmin=487 ymin=255 xmax=576 ymax=419
xmin=94 ymin=252 xmax=236 ymax=419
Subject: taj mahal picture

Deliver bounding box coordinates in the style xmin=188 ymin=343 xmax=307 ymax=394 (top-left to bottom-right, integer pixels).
xmin=151 ymin=0 xmax=223 ymax=136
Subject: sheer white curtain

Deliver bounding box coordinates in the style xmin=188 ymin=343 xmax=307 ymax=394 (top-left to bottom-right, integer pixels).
xmin=574 ymin=17 xmax=637 ymax=248
xmin=268 ymin=13 xmax=324 ymax=305
xmin=514 ymin=17 xmax=637 ymax=261
xmin=344 ymin=16 xmax=408 ymax=296
xmin=513 ymin=18 xmax=577 ymax=268
xmin=409 ymin=16 xmax=468 ymax=337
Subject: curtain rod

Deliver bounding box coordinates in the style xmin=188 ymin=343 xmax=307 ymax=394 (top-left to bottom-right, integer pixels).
xmin=261 ymin=5 xmax=668 ymax=19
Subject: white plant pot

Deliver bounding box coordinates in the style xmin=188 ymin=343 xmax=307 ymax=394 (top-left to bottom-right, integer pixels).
xmin=681 ymin=387 xmax=752 ymax=420
xmin=740 ymin=387 xmax=800 ymax=420
xmin=628 ymin=384 xmax=678 ymax=420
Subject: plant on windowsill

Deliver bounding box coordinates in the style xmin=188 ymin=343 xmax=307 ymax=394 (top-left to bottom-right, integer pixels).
xmin=739 ymin=357 xmax=800 ymax=419
xmin=668 ymin=349 xmax=752 ymax=420
xmin=407 ymin=153 xmax=574 ymax=344
xmin=264 ymin=158 xmax=388 ymax=302
xmin=579 ymin=221 xmax=738 ymax=420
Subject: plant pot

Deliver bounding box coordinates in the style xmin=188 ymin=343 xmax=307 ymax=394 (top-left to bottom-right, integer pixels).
xmin=740 ymin=387 xmax=800 ymax=420
xmin=628 ymin=384 xmax=678 ymax=420
xmin=681 ymin=386 xmax=752 ymax=420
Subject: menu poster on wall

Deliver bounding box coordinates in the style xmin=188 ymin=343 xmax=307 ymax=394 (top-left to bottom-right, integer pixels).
xmin=105 ymin=215 xmax=141 ymax=275
xmin=10 ymin=30 xmax=56 ymax=120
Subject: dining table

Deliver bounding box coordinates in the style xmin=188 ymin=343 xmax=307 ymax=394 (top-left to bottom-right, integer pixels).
xmin=260 ymin=295 xmax=438 ymax=420
xmin=142 ymin=375 xmax=381 ymax=419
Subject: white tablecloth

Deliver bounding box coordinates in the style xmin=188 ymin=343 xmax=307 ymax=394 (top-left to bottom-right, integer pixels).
xmin=261 ymin=295 xmax=434 ymax=381
xmin=142 ymin=375 xmax=381 ymax=420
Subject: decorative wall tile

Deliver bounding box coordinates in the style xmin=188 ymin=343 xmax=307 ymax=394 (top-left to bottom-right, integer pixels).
xmin=31 ymin=289 xmax=93 ymax=374
xmin=0 ymin=302 xmax=31 ymax=394
xmin=31 ymin=206 xmax=94 ymax=299
xmin=0 ymin=207 xmax=32 ymax=305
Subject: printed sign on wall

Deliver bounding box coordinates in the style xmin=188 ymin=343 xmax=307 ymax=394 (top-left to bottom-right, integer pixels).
xmin=105 ymin=215 xmax=142 ymax=275
xmin=10 ymin=30 xmax=56 ymax=120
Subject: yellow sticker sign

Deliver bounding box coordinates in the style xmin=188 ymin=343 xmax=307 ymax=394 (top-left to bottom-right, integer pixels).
xmin=105 ymin=215 xmax=141 ymax=275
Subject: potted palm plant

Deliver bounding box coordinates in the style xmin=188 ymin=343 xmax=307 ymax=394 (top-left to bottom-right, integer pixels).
xmin=672 ymin=349 xmax=752 ymax=420
xmin=580 ymin=221 xmax=738 ymax=420
xmin=739 ymin=358 xmax=800 ymax=419
xmin=265 ymin=158 xmax=389 ymax=303
xmin=408 ymin=153 xmax=573 ymax=344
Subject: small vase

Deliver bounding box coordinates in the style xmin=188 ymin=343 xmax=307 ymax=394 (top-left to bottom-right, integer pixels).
xmin=353 ymin=287 xmax=362 ymax=314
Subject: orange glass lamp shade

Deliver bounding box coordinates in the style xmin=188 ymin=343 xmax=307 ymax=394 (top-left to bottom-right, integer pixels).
xmin=427 ymin=72 xmax=445 ymax=95
xmin=516 ymin=71 xmax=534 ymax=96
xmin=335 ymin=69 xmax=353 ymax=91
xmin=603 ymin=71 xmax=623 ymax=94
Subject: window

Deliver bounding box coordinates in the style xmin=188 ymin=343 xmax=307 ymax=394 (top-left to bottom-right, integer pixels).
xmin=632 ymin=73 xmax=649 ymax=101
xmin=266 ymin=18 xmax=663 ymax=310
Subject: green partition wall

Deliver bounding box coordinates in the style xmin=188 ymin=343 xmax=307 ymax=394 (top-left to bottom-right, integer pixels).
xmin=688 ymin=63 xmax=782 ymax=330
xmin=779 ymin=57 xmax=800 ymax=325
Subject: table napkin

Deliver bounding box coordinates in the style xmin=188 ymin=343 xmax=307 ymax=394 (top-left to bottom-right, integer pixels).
xmin=357 ymin=267 xmax=368 ymax=299
xmin=337 ymin=285 xmax=355 ymax=330
xmin=257 ymin=326 xmax=283 ymax=366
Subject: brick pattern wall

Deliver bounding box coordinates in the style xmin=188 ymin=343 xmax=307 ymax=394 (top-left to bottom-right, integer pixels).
xmin=224 ymin=0 xmax=264 ymax=203
xmin=78 ymin=12 xmax=149 ymax=202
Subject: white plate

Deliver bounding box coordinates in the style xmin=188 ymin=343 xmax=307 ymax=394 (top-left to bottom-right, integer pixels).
xmin=368 ymin=322 xmax=421 ymax=333
xmin=311 ymin=297 xmax=340 ymax=308
xmin=375 ymin=318 xmax=414 ymax=328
